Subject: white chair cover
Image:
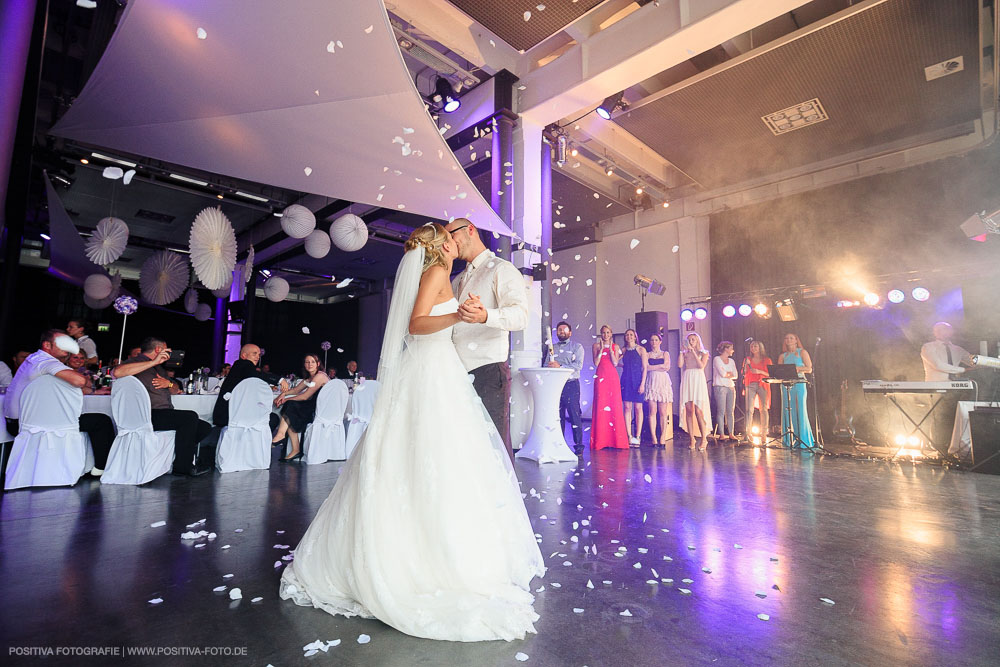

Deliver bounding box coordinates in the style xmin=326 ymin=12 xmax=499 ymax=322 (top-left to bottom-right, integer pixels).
xmin=345 ymin=380 xmax=380 ymax=458
xmin=101 ymin=376 xmax=175 ymax=485
xmin=4 ymin=375 xmax=94 ymax=490
xmin=303 ymin=380 xmax=349 ymax=464
xmin=216 ymin=378 xmax=273 ymax=473
xmin=206 ymin=376 xmax=222 ymax=392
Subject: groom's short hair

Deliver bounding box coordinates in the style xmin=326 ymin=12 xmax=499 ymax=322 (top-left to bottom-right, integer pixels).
xmin=557 ymin=321 xmax=572 ymax=331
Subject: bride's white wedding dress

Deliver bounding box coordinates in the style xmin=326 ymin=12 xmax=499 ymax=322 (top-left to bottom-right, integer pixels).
xmin=279 ymin=294 xmax=545 ymax=642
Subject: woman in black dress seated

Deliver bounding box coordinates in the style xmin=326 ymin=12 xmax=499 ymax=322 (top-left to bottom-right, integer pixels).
xmin=272 ymin=353 xmax=329 ymax=462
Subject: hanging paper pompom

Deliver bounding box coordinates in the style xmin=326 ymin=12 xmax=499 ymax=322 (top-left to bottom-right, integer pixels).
xmin=264 ymin=276 xmax=289 ymax=302
xmin=85 ymin=217 xmax=129 ymax=266
xmin=184 ymin=288 xmax=199 ymax=314
xmin=84 ymin=273 xmax=113 ymax=300
xmin=280 ymin=204 xmax=316 ymax=239
xmin=140 ymin=251 xmax=188 ymax=305
xmin=84 ymin=293 xmax=115 ymax=310
xmin=211 ymin=285 xmax=231 ymax=299
xmin=330 ymin=213 xmax=368 ymax=251
xmin=244 ymin=245 xmax=255 ymax=284
xmin=304 ymin=229 xmax=331 ymax=258
xmin=114 ymin=295 xmax=139 ymax=315
xmin=194 ymin=303 xmax=212 ymax=321
xmin=189 ymin=207 xmax=237 ymax=290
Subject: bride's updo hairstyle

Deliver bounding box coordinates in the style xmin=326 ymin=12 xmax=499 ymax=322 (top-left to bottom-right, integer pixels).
xmin=404 ymin=223 xmax=450 ymax=273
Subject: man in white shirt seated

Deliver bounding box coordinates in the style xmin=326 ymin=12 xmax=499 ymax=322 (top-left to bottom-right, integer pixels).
xmin=3 ymin=329 xmax=114 ymax=475
xmin=446 ymin=218 xmax=529 ymax=461
xmin=67 ymin=320 xmax=99 ymax=367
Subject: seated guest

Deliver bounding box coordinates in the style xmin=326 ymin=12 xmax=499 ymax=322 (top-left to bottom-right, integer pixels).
xmin=66 ymin=352 xmax=109 ymax=395
xmin=3 ymin=329 xmax=114 ymax=476
xmin=345 ymin=360 xmax=359 ymax=381
xmin=272 ymin=353 xmax=329 ymax=462
xmin=67 ymin=319 xmax=98 ymax=367
xmin=112 ymin=337 xmax=213 ymax=476
xmin=213 ymin=344 xmax=287 ymax=427
xmin=12 ymin=349 xmax=30 ymax=371
xmin=0 ymin=360 xmax=11 ymax=388
xmin=218 ymin=363 xmax=231 ymax=378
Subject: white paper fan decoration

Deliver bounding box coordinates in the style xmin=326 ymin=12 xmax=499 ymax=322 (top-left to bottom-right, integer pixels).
xmin=84 ymin=273 xmax=113 ymax=300
xmin=194 ymin=303 xmax=212 ymax=321
xmin=330 ymin=213 xmax=368 ymax=251
xmin=281 ymin=204 xmax=316 ymax=238
xmin=189 ymin=207 xmax=237 ymax=290
xmin=85 ymin=217 xmax=129 ymax=266
xmin=244 ymin=245 xmax=255 ymax=284
xmin=264 ymin=276 xmax=289 ymax=302
xmin=140 ymin=251 xmax=189 ymax=305
xmin=184 ymin=288 xmax=199 ymax=314
xmin=304 ymin=229 xmax=331 ymax=258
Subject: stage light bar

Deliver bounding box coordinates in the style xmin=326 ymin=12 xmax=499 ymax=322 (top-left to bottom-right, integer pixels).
xmin=754 ymin=303 xmax=771 ymax=319
xmin=680 ymin=309 xmax=694 ymax=322
xmin=911 ymin=287 xmax=930 ymax=302
xmin=887 ymin=289 xmax=905 ymax=304
xmin=738 ymin=304 xmax=752 ymax=317
xmin=694 ymin=307 xmax=708 ymax=320
xmin=722 ymin=305 xmax=736 ymax=318
xmin=863 ymin=292 xmax=880 ymax=306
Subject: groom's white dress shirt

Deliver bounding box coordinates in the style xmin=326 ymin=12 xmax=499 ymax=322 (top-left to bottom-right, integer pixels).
xmin=452 ymin=249 xmax=528 ymax=372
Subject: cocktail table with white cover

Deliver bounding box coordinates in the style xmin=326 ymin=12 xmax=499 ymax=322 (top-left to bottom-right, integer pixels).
xmin=101 ymin=376 xmax=175 ymax=485
xmin=345 ymin=380 xmax=380 ymax=459
xmin=4 ymin=375 xmax=94 ymax=490
xmin=216 ymin=378 xmax=273 ymax=473
xmin=303 ymin=379 xmax=349 ymax=464
xmin=515 ymin=367 xmax=578 ymax=463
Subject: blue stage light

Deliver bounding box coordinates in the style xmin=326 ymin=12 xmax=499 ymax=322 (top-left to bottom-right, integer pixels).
xmin=911 ymin=287 xmax=930 ymax=302
xmin=887 ymin=289 xmax=905 ymax=304
xmin=680 ymin=309 xmax=694 ymax=322
xmin=722 ymin=305 xmax=736 ymax=318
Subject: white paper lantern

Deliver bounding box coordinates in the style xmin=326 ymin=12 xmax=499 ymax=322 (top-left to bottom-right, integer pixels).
xmin=84 ymin=273 xmax=113 ymax=300
xmin=184 ymin=288 xmax=199 ymax=313
xmin=189 ymin=207 xmax=237 ymax=290
xmin=304 ymin=229 xmax=331 ymax=258
xmin=140 ymin=251 xmax=189 ymax=305
xmin=264 ymin=276 xmax=289 ymax=302
xmin=244 ymin=245 xmax=255 ymax=284
xmin=194 ymin=303 xmax=212 ymax=321
xmin=84 ymin=293 xmax=116 ymax=310
xmin=85 ymin=217 xmax=129 ymax=266
xmin=211 ymin=285 xmax=231 ymax=299
xmin=330 ymin=213 xmax=368 ymax=252
xmin=280 ymin=204 xmax=316 ymax=239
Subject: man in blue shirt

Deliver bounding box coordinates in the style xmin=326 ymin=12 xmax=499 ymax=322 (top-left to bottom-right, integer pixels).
xmin=543 ymin=321 xmax=585 ymax=456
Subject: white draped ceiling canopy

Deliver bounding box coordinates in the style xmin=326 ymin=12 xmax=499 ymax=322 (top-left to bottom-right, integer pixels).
xmin=51 ymin=0 xmax=511 ymax=235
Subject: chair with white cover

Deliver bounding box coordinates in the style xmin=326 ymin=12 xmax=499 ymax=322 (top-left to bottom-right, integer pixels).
xmin=4 ymin=375 xmax=94 ymax=490
xmin=303 ymin=380 xmax=349 ymax=463
xmin=206 ymin=376 xmax=222 ymax=392
xmin=101 ymin=376 xmax=175 ymax=485
xmin=345 ymin=380 xmax=380 ymax=458
xmin=216 ymin=378 xmax=273 ymax=473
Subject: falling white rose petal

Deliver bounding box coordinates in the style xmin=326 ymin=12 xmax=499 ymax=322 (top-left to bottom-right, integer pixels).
xmin=757 ymin=613 xmax=770 ymax=621
xmin=820 ymin=598 xmax=836 ymax=605
xmin=523 ymin=11 xmax=531 ymax=21
xmin=148 ymin=597 xmax=163 ymax=604
xmin=630 ymin=239 xmax=640 ymax=250
xmin=196 ymin=27 xmax=207 ymax=39
xmin=213 ymin=586 xmax=227 ymax=592
xmin=303 ymin=166 xmax=312 ymax=176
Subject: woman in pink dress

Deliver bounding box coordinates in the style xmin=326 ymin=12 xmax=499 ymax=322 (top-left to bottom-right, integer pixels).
xmin=591 ymin=325 xmax=629 ymax=449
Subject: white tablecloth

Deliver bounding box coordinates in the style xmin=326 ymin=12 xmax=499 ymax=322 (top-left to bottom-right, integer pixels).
xmin=949 ymin=401 xmax=995 ymax=459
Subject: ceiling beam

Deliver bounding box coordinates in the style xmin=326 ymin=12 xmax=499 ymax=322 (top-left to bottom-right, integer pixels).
xmin=516 ymin=0 xmax=811 ymax=126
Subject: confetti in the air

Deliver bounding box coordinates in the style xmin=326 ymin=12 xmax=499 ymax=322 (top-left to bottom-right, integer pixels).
xmin=304 ymin=167 xmax=313 ymax=176
xmin=196 ymin=27 xmax=207 ymax=40
xmin=630 ymin=239 xmax=640 ymax=250
xmin=820 ymin=598 xmax=836 ymax=605
xmin=523 ymin=11 xmax=532 ymax=21
xmin=757 ymin=613 xmax=770 ymax=621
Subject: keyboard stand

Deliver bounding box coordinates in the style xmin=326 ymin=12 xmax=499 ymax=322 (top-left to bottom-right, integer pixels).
xmin=885 ymin=392 xmax=945 ymax=456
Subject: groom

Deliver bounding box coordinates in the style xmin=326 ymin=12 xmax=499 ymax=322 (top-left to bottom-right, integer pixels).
xmin=446 ymin=218 xmax=528 ymax=462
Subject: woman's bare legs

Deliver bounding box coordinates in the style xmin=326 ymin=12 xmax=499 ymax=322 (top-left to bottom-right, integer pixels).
xmin=658 ymin=402 xmax=672 ymax=444
xmin=685 ymin=403 xmax=696 ymax=448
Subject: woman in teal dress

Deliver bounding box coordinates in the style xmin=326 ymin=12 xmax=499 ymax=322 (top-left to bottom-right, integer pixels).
xmin=777 ymin=333 xmax=815 ymax=449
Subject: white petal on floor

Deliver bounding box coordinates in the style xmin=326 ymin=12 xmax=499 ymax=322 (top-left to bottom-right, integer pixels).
xmin=573 ymin=608 xmax=584 ymax=613
xmin=619 ymin=609 xmax=633 ymax=617
xmin=586 ymin=579 xmax=594 ymax=589
xmin=229 ymin=588 xmax=242 ymax=600
xmin=251 ymin=597 xmax=263 ymax=603
xmin=150 ymin=521 xmax=166 ymax=528
xmin=148 ymin=598 xmax=163 ymax=604
xmin=515 ymin=652 xmax=529 ymax=662
xmin=820 ymin=598 xmax=836 ymax=605
xmin=213 ymin=586 xmax=227 ymax=592
xmin=757 ymin=613 xmax=770 ymax=621
xmin=678 ymin=588 xmax=692 ymax=595
xmin=357 ymin=634 xmax=371 ymax=644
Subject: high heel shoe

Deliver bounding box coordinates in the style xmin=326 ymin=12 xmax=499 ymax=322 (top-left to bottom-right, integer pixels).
xmin=279 ymin=451 xmax=303 ymax=463
xmin=271 ymin=435 xmax=288 ymax=449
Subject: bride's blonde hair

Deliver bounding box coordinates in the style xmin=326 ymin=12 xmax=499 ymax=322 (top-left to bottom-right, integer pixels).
xmin=404 ymin=223 xmax=450 ymax=273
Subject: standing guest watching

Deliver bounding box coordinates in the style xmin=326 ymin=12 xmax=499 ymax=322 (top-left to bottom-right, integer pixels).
xmin=67 ymin=320 xmax=98 ymax=367
xmin=713 ymin=341 xmax=738 ymax=442
xmin=446 ymin=218 xmax=529 ymax=461
xmin=777 ymin=333 xmax=815 ymax=449
xmin=543 ymin=321 xmax=586 ymax=456
xmin=644 ymin=333 xmax=673 ymax=445
xmin=679 ymin=332 xmax=712 ymax=451
xmin=619 ymin=329 xmax=648 ymax=446
xmin=213 ymin=344 xmax=287 ymax=427
xmin=742 ymin=340 xmax=772 ymax=442
xmin=591 ymin=325 xmax=628 ymax=449
xmin=4 ymin=329 xmax=114 ymax=476
xmin=272 ymin=354 xmax=329 ymax=462
xmin=112 ymin=337 xmax=213 ymax=476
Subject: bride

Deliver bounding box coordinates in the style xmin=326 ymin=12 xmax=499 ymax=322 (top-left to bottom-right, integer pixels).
xmin=279 ymin=223 xmax=545 ymax=642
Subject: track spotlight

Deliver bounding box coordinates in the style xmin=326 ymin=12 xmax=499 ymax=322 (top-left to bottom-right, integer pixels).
xmin=887 ymin=289 xmax=905 ymax=304
xmin=738 ymin=304 xmax=753 ymax=317
xmin=911 ymin=287 xmax=930 ymax=302
xmin=606 ymin=166 xmax=614 ymax=176
xmin=754 ymin=302 xmax=771 ymax=319
xmin=694 ymin=307 xmax=708 ymax=320
xmin=680 ymin=308 xmax=694 ymax=322
xmin=596 ymin=92 xmax=627 ymax=120
xmin=775 ymin=299 xmax=797 ymax=322
xmin=432 ymin=77 xmax=461 ymax=113
xmin=635 ymin=186 xmax=643 ymax=195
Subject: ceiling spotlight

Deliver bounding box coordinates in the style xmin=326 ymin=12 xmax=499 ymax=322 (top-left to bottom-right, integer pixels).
xmin=911 ymin=287 xmax=930 ymax=302
xmin=722 ymin=305 xmax=736 ymax=318
xmin=433 ymin=77 xmax=461 ymax=113
xmin=863 ymin=292 xmax=880 ymax=306
xmin=596 ymin=91 xmax=627 ymax=120
xmin=216 ymin=194 xmax=224 ymax=200
xmin=960 ymin=210 xmax=999 ymax=241
xmin=738 ymin=304 xmax=753 ymax=317
xmin=694 ymin=307 xmax=708 ymax=320
xmin=887 ymin=289 xmax=905 ymax=304
xmin=635 ymin=187 xmax=643 ymax=195
xmin=662 ymin=201 xmax=670 ymax=208
xmin=680 ymin=308 xmax=694 ymax=322
xmin=570 ymin=148 xmax=579 ymax=157
xmin=633 ymin=274 xmax=666 ymax=295
xmin=80 ymin=158 xmax=89 ymax=164
xmin=606 ymin=166 xmax=614 ymax=176
xmin=754 ymin=302 xmax=771 ymax=319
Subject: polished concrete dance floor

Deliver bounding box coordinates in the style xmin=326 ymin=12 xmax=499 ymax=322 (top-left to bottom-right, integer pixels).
xmin=2 ymin=441 xmax=999 ymax=666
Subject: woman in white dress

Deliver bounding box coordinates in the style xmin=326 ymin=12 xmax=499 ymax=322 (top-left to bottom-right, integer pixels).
xmin=279 ymin=223 xmax=545 ymax=642
xmin=678 ymin=332 xmax=713 ymax=451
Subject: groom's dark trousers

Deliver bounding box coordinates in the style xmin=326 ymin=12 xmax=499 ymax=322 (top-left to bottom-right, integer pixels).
xmin=471 ymin=361 xmax=513 ymax=462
